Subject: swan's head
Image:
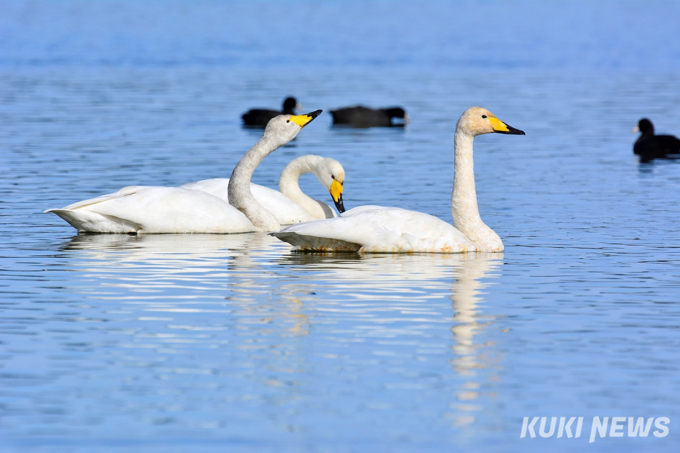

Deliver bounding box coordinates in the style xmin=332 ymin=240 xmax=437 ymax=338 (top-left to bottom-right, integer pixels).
xmin=457 ymin=107 xmax=525 ymax=137
xmin=263 ymin=109 xmax=323 ymax=146
xmin=318 ymin=158 xmax=346 ymax=213
xmin=633 ymin=118 xmax=653 ymax=135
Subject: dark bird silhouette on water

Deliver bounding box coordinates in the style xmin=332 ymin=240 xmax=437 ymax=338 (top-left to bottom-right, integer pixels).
xmin=330 ymin=105 xmax=409 ymax=128
xmin=633 ymin=118 xmax=680 ymax=162
xmin=242 ymin=97 xmax=301 ymax=127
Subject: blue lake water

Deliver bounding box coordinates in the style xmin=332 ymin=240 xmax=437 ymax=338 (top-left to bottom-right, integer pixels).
xmin=2 ymin=1 xmax=680 ymax=451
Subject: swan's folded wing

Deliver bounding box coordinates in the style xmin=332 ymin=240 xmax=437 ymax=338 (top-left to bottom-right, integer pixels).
xmin=179 ymin=179 xmax=231 ymax=202
xmin=46 ymin=187 xmax=255 ymax=233
xmin=340 ymin=205 xmax=386 ymax=217
xmin=48 ymin=186 xmax=148 ymax=211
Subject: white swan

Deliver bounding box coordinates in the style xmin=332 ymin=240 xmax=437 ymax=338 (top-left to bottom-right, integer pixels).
xmin=271 ymin=107 xmax=525 ymax=253
xmin=45 ymin=111 xmax=330 ymax=234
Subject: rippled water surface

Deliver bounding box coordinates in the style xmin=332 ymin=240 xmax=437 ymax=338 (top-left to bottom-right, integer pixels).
xmin=2 ymin=1 xmax=680 ymax=452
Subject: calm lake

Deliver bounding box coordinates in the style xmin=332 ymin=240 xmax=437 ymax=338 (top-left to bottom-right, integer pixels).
xmin=1 ymin=1 xmax=680 ymax=452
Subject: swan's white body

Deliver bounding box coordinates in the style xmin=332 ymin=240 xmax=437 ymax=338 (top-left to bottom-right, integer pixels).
xmin=46 ymin=112 xmax=333 ymax=234
xmin=275 ymin=206 xmax=477 ymax=253
xmin=47 ymin=186 xmax=255 ymax=234
xmin=272 ymin=107 xmax=525 ymax=253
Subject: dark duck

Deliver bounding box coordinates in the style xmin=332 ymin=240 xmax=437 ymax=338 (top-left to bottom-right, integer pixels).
xmin=330 ymin=105 xmax=410 ymax=128
xmin=633 ymin=118 xmax=680 ymax=162
xmin=242 ymin=97 xmax=301 ymax=127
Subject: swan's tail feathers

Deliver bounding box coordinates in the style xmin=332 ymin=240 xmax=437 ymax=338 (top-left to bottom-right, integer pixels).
xmin=45 ymin=209 xmax=142 ymax=234
xmin=271 ymin=231 xmax=361 ymax=252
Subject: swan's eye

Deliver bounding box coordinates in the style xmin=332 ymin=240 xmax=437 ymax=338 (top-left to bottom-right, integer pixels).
xmin=286 ymin=120 xmax=290 ymax=123
xmin=482 ymin=115 xmax=487 ymax=119
xmin=331 ymin=175 xmax=335 ymax=179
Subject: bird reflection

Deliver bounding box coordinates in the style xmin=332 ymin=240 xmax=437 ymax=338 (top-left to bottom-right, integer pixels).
xmin=55 ymin=235 xmax=505 ymax=417
xmin=448 ymin=253 xmax=503 ymax=426
xmin=60 ymin=231 xmax=277 ymax=254
xmin=57 ymin=232 xmax=281 ymax=301
xmin=276 ymin=253 xmax=505 ymax=388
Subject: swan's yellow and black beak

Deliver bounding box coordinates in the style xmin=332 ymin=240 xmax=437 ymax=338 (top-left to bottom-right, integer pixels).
xmin=489 ymin=116 xmax=525 ymax=135
xmin=330 ymin=179 xmax=345 ymax=213
xmin=289 ymin=110 xmax=323 ymax=128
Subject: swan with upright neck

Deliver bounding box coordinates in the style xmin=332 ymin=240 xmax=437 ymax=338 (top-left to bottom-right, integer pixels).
xmin=45 ymin=111 xmax=325 ymax=234
xmin=271 ymin=107 xmax=524 ymax=253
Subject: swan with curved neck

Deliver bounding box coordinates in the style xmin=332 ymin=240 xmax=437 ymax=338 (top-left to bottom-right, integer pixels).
xmin=278 ymin=155 xmax=345 ymax=218
xmin=272 ymin=107 xmax=524 ymax=253
xmin=45 ymin=111 xmax=323 ymax=234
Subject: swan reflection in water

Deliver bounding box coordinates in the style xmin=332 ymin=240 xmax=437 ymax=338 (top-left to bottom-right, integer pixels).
xmin=447 ymin=254 xmax=504 ymax=427
xmin=277 ymin=251 xmax=505 ymax=429
xmin=58 ymin=234 xmax=504 ymax=426
xmin=59 ymin=233 xmax=284 ymax=302
xmin=61 ymin=231 xmax=279 ymax=254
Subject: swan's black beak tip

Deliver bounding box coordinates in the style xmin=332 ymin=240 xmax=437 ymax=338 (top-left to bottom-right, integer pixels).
xmin=499 ymin=124 xmax=525 ymax=135
xmin=334 ymin=195 xmax=345 ymax=214
xmin=292 ymin=110 xmax=323 ymax=128
xmin=306 ymin=109 xmax=323 ymax=120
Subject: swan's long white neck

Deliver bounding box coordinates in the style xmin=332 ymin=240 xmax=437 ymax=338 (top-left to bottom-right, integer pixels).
xmin=451 ymin=129 xmax=503 ymax=252
xmin=278 ymin=156 xmax=335 ymax=219
xmin=228 ymin=134 xmax=282 ymax=232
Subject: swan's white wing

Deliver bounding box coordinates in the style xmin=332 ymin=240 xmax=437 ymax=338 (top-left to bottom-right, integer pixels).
xmin=251 ymin=184 xmax=313 ymax=224
xmin=47 ymin=179 xmax=314 ymax=233
xmin=180 ymin=178 xmax=313 ymax=225
xmin=340 ymin=205 xmax=386 ymax=216
xmin=179 ymin=179 xmax=230 ymax=201
xmin=59 ymin=185 xmax=148 ymax=210
xmin=272 ymin=207 xmax=478 ymax=253
xmin=46 ymin=186 xmax=255 ymax=233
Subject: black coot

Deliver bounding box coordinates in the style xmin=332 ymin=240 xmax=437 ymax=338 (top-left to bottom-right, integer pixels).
xmin=242 ymin=97 xmax=300 ymax=127
xmin=633 ymin=118 xmax=680 ymax=162
xmin=330 ymin=105 xmax=409 ymax=128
